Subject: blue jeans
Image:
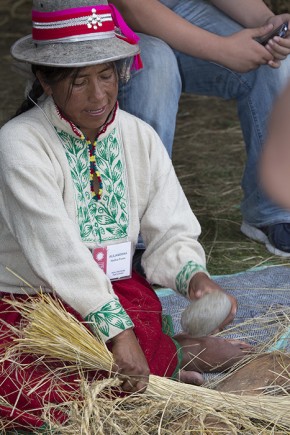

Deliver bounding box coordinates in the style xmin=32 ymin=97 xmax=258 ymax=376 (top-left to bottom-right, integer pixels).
xmin=118 ymin=0 xmax=290 ymax=228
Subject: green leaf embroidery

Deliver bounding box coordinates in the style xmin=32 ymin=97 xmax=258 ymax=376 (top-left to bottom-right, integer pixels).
xmin=56 ymin=127 xmax=129 ymax=244
xmin=112 ymin=159 xmax=123 ymax=182
xmin=86 ymin=299 xmax=134 ymax=338
xmin=175 ymin=261 xmax=207 ymax=296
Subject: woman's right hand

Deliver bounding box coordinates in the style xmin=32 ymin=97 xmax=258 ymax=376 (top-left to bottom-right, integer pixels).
xmin=110 ymin=328 xmax=150 ymax=393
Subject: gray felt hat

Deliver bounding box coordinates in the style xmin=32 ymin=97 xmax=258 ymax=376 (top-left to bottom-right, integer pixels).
xmin=11 ymin=0 xmax=140 ymax=67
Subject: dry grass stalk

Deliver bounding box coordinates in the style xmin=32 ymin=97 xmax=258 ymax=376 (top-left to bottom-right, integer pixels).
xmin=205 ymin=305 xmax=290 ymax=390
xmin=24 ymin=377 xmax=290 ymax=434
xmin=149 ymin=375 xmax=290 ymax=425
xmin=2 ymin=293 xmax=290 ymax=433
xmin=41 ymin=384 xmax=247 ymax=435
xmin=4 ymin=293 xmax=114 ymax=373
xmin=221 ymin=306 xmax=290 ymax=354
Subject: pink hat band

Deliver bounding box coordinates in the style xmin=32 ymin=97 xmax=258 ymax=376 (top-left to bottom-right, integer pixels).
xmin=32 ymin=5 xmax=115 ymax=43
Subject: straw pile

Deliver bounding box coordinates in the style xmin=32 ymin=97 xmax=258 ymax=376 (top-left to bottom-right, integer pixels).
xmin=1 ymin=293 xmax=290 ymax=434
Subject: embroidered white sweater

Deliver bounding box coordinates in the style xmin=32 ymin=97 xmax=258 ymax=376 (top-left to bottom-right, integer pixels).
xmin=0 ymin=97 xmax=207 ymax=340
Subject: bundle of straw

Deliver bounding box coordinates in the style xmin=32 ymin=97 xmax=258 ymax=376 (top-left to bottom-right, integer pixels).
xmin=5 ymin=294 xmax=114 ymax=373
xmin=2 ymin=293 xmax=290 ymax=434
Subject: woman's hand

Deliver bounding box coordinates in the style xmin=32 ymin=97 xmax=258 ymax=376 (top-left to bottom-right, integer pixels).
xmin=263 ymin=15 xmax=290 ymax=67
xmin=110 ymin=328 xmax=150 ymax=393
xmin=188 ymin=272 xmax=237 ymax=332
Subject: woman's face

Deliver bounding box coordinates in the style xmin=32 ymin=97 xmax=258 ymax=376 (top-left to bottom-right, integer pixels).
xmin=40 ymin=63 xmax=118 ymax=141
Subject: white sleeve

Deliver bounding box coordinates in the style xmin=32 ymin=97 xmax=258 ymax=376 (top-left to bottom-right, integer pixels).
xmin=140 ymin=133 xmax=208 ymax=296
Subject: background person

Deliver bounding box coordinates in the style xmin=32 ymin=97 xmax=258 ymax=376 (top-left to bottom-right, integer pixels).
xmin=112 ymin=0 xmax=290 ymax=256
xmin=260 ymin=79 xmax=290 ymax=214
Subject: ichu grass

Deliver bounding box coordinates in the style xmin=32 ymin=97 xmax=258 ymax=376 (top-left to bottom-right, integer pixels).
xmin=1 ymin=293 xmax=290 ymax=433
xmin=4 ymin=294 xmax=114 ymax=373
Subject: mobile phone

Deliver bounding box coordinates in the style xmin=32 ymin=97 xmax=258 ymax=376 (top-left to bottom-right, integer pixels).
xmin=256 ymin=22 xmax=288 ymax=46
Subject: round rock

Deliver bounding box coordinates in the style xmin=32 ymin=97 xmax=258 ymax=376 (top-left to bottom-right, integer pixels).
xmin=181 ymin=290 xmax=232 ymax=337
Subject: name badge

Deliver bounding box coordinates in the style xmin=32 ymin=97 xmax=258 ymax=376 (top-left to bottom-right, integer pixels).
xmin=93 ymin=241 xmax=132 ymax=281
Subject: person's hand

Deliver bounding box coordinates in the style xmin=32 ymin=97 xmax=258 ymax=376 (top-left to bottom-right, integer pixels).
xmin=188 ymin=272 xmax=237 ymax=332
xmin=262 ymin=15 xmax=290 ymax=67
xmin=110 ymin=328 xmax=150 ymax=393
xmin=217 ymin=25 xmax=275 ymax=72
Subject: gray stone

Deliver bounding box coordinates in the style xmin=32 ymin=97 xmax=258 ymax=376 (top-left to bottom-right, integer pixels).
xmin=181 ymin=291 xmax=232 ymax=337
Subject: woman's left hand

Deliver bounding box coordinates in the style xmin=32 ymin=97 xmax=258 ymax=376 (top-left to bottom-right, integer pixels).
xmin=188 ymin=272 xmax=237 ymax=332
xmin=264 ymin=15 xmax=290 ymax=67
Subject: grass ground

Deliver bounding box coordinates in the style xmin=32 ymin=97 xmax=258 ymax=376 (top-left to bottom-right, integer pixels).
xmin=173 ymin=94 xmax=290 ymax=275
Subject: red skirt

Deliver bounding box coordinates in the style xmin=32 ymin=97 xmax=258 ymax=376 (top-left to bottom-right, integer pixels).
xmin=0 ymin=272 xmax=179 ymax=430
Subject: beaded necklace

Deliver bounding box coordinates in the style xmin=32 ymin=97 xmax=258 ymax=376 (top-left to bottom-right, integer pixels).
xmin=83 ymin=136 xmax=103 ymax=201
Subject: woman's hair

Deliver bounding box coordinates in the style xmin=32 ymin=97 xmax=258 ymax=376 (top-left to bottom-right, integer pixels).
xmin=12 ymin=58 xmax=132 ymax=119
xmin=12 ymin=65 xmax=79 ymax=118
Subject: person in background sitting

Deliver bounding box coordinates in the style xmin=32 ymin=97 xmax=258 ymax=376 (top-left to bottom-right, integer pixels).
xmin=112 ymin=0 xmax=290 ymax=256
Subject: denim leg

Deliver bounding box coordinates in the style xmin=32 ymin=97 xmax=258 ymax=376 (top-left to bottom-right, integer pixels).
xmin=172 ymin=0 xmax=290 ymax=227
xmin=119 ymin=0 xmax=290 ymax=227
xmin=118 ymin=33 xmax=181 ymax=157
xmin=238 ymin=60 xmax=290 ymax=226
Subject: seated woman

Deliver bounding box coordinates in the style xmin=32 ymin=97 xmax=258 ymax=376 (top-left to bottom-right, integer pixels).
xmin=0 ymin=0 xmax=251 ymax=430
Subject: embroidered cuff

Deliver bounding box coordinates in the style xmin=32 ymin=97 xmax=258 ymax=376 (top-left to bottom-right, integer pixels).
xmin=175 ymin=260 xmax=209 ymax=297
xmin=85 ymin=297 xmax=134 ymax=342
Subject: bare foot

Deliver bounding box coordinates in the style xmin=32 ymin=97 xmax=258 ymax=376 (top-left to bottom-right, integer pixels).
xmin=178 ymin=369 xmax=204 ymax=385
xmin=174 ymin=333 xmax=252 ymax=373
